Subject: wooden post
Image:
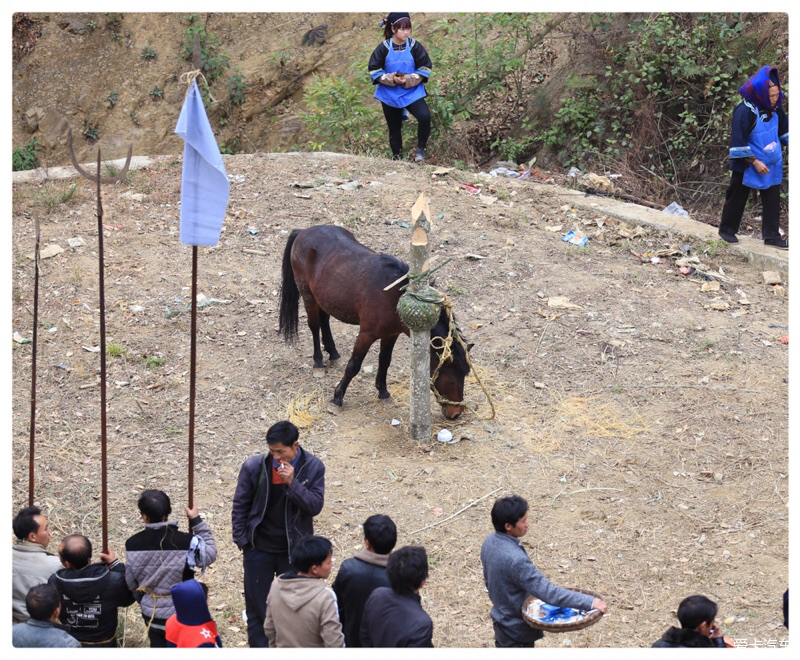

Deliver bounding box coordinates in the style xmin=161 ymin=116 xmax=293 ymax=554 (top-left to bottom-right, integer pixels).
xmin=409 ymin=193 xmax=433 ymax=442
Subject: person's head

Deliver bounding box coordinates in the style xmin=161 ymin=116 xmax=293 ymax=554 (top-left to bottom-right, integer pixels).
xmin=13 ymin=506 xmax=52 ymax=547
xmin=25 ymin=584 xmax=61 ymax=622
xmin=677 ymin=595 xmax=718 ymax=635
xmin=383 ymin=12 xmax=411 ymax=40
xmin=58 ymin=534 xmax=92 ymax=569
xmin=386 ymin=545 xmax=428 ymax=594
xmin=137 ymin=489 xmax=172 ymax=523
xmin=291 ymin=535 xmax=333 ymax=578
xmin=267 ymin=420 xmax=300 ymax=464
xmin=363 ymin=514 xmax=397 ymax=555
xmin=491 ymin=495 xmax=529 ymax=537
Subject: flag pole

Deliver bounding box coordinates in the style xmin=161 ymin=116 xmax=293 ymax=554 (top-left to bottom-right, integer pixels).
xmin=95 ymin=149 xmax=110 ymax=554
xmin=28 ymin=217 xmax=41 ymax=506
xmin=188 ymin=246 xmax=197 ymax=509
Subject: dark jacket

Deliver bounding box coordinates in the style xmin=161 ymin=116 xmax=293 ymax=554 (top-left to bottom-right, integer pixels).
xmin=652 ymin=626 xmax=726 ymax=648
xmin=728 ymin=101 xmax=789 ymax=172
xmin=48 ymin=559 xmax=135 ymax=646
xmin=125 ymin=517 xmax=217 ymax=622
xmin=231 ymin=447 xmax=325 ymax=561
xmin=360 ymin=587 xmax=433 ymax=647
xmin=331 ymin=549 xmax=390 ymax=647
xmin=368 ymin=38 xmax=432 ymax=84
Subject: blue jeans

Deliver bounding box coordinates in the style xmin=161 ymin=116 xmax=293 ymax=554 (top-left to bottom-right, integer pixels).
xmin=243 ymin=548 xmax=292 ymax=647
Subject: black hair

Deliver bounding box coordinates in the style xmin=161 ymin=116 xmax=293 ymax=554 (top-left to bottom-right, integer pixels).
xmin=291 ymin=535 xmax=332 ymax=573
xmin=386 ymin=545 xmax=428 ymax=594
xmin=137 ymin=489 xmax=172 ymax=523
xmin=491 ymin=495 xmax=528 ymax=533
xmin=26 ymin=584 xmax=61 ymax=621
xmin=383 ymin=14 xmax=411 ymax=39
xmin=363 ymin=514 xmax=397 ymax=555
xmin=60 ymin=534 xmax=92 ymax=569
xmin=677 ymin=595 xmax=718 ymax=630
xmin=13 ymin=506 xmax=43 ymax=540
xmin=266 ymin=420 xmax=299 ymax=448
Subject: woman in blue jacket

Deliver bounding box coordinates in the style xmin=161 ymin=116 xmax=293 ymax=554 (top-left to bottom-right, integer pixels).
xmin=368 ymin=12 xmax=433 ymax=162
xmin=719 ymin=66 xmax=788 ymax=249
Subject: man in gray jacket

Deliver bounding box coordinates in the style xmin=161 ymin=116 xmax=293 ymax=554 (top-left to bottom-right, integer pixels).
xmin=12 ymin=584 xmax=81 ymax=647
xmin=480 ymin=495 xmax=608 ymax=647
xmin=12 ymin=506 xmax=62 ymax=622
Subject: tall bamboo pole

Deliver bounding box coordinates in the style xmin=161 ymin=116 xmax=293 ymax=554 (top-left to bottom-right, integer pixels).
xmin=408 ymin=194 xmax=433 ymax=442
xmin=28 ymin=217 xmax=41 ymax=506
xmin=187 ymin=247 xmax=198 ymax=509
xmin=95 ymin=150 xmax=109 ymax=554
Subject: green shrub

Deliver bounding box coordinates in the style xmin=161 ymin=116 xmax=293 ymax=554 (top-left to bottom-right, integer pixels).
xmin=141 ymin=47 xmax=157 ymax=60
xmin=228 ymin=71 xmax=247 ymax=106
xmin=302 ymin=56 xmax=384 ymax=154
xmin=144 ymin=355 xmax=165 ymax=368
xmin=12 ymin=139 xmax=39 ymax=171
xmin=106 ymin=91 xmax=119 ymax=107
xmin=181 ymin=15 xmax=229 ymax=86
xmin=150 ymin=86 xmax=163 ymax=100
xmin=82 ymin=121 xmax=99 ymax=142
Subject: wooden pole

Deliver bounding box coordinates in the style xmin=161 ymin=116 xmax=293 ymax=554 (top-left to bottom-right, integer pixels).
xmin=187 ymin=246 xmax=198 ymax=509
xmin=95 ymin=150 xmax=109 ymax=554
xmin=28 ymin=217 xmax=41 ymax=506
xmin=409 ymin=193 xmax=433 ymax=442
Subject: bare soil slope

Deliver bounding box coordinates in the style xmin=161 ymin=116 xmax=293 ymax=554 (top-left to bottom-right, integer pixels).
xmin=11 ymin=152 xmax=788 ymax=647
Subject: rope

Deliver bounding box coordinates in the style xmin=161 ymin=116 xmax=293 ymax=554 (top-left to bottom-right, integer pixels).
xmin=429 ymin=294 xmax=496 ymax=420
xmin=137 ymin=586 xmax=171 ymax=639
xmin=179 ymin=70 xmax=217 ymax=103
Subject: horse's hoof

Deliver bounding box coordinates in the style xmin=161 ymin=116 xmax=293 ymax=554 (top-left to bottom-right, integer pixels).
xmin=328 ymin=352 xmax=341 ymax=362
xmin=327 ymin=400 xmax=342 ymax=415
xmin=378 ymin=391 xmax=391 ymax=400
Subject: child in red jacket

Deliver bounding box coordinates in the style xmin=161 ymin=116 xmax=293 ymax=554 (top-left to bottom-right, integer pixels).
xmin=165 ymin=579 xmax=222 ymax=647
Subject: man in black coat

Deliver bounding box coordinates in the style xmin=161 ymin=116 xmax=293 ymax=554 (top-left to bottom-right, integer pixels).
xmin=653 ymin=594 xmax=733 ymax=648
xmin=231 ymin=420 xmax=325 ymax=647
xmin=360 ymin=545 xmax=433 ymax=647
xmin=48 ymin=534 xmax=135 ymax=647
xmin=332 ymin=514 xmax=396 ymax=647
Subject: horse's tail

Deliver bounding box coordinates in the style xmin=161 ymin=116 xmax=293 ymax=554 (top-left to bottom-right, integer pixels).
xmin=279 ymin=229 xmax=302 ymax=341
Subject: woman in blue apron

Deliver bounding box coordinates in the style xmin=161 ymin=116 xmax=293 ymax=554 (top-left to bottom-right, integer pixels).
xmin=719 ymin=66 xmax=788 ymax=249
xmin=368 ymin=12 xmax=433 ymax=162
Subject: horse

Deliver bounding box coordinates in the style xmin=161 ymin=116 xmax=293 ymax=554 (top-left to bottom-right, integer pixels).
xmin=279 ymin=225 xmax=471 ymax=419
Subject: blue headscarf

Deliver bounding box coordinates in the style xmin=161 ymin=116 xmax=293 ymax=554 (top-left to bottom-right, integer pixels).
xmin=739 ymin=66 xmax=783 ymax=119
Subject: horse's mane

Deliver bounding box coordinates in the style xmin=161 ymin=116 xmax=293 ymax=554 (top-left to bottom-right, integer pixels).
xmin=432 ymin=307 xmax=471 ymax=377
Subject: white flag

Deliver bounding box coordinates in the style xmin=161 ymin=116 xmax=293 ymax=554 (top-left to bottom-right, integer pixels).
xmin=175 ymin=80 xmax=229 ymax=246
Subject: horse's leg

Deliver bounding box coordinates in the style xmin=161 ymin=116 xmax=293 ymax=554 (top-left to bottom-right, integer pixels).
xmin=375 ymin=335 xmax=399 ymax=399
xmin=319 ymin=311 xmax=340 ymax=362
xmin=301 ymin=294 xmax=325 ymax=368
xmin=332 ymin=332 xmax=375 ymax=406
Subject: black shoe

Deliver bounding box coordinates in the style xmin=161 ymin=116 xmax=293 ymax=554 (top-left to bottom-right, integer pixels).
xmin=764 ymin=238 xmax=789 ymax=249
xmin=391 ymin=153 xmax=403 ymax=161
xmin=718 ymin=231 xmax=738 ymax=243
xmin=414 ymin=147 xmax=426 ymax=163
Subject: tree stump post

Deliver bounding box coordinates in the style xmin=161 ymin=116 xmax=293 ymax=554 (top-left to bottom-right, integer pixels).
xmin=408 ymin=193 xmax=433 ymax=442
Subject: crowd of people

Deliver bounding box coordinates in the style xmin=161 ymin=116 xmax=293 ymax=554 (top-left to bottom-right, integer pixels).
xmin=12 ymin=420 xmax=787 ymax=648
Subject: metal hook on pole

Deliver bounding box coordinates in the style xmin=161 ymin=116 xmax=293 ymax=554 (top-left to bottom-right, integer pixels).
xmin=66 ymin=129 xmax=133 ymax=553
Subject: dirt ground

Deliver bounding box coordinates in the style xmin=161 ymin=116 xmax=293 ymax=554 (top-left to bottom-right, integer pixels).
xmin=10 ymin=152 xmax=789 ymax=648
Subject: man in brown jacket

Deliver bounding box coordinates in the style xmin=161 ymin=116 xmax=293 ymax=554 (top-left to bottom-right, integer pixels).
xmin=264 ymin=535 xmax=344 ymax=647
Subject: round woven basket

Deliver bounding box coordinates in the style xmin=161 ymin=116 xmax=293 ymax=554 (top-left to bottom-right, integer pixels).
xmin=522 ymin=589 xmax=604 ymax=632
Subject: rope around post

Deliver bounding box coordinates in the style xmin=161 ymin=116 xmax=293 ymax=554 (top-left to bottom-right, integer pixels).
xmin=429 ymin=294 xmax=496 ymax=420
xmin=179 ymin=70 xmax=216 ymax=103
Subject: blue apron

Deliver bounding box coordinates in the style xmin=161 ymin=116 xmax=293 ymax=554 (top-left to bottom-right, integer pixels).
xmin=743 ymin=110 xmax=783 ymax=190
xmin=374 ymin=38 xmax=427 ymax=109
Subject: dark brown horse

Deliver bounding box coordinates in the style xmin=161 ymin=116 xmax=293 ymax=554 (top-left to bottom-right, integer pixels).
xmin=279 ymin=225 xmax=471 ymax=419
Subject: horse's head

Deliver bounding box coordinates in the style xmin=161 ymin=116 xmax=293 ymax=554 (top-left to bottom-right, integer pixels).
xmin=430 ymin=308 xmax=472 ymax=419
